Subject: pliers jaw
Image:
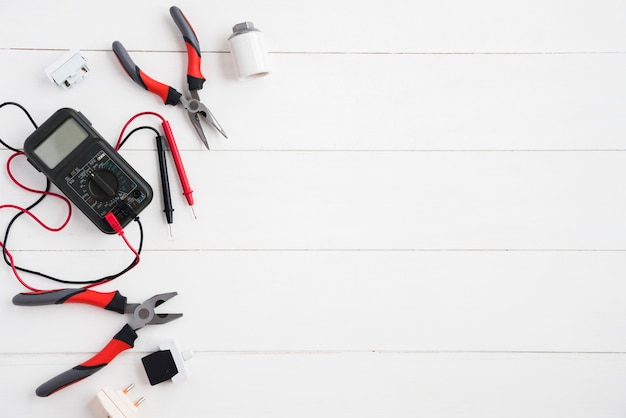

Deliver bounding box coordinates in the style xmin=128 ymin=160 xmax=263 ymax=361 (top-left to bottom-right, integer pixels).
xmin=128 ymin=291 xmax=182 ymax=330
xmin=181 ymin=91 xmax=228 ymax=150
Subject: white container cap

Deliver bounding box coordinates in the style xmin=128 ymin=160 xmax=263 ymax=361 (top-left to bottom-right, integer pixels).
xmin=228 ymin=22 xmax=271 ymax=80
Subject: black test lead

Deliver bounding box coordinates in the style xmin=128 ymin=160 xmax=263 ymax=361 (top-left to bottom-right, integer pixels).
xmin=156 ymin=134 xmax=175 ymax=237
xmin=116 ymin=112 xmax=197 ymax=222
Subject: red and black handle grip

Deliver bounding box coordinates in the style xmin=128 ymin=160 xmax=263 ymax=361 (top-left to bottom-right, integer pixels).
xmin=170 ymin=6 xmax=206 ymax=91
xmin=112 ymin=40 xmax=182 ymax=106
xmin=12 ymin=288 xmax=128 ymax=314
xmin=35 ymin=324 xmax=137 ymax=397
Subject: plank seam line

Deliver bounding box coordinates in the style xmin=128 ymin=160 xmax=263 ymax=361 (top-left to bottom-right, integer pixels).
xmin=4 ymin=149 xmax=626 ymax=153
xmin=8 ymin=249 xmax=626 ymax=253
xmin=2 ymin=47 xmax=626 ymax=55
xmin=4 ymin=350 xmax=626 ymax=356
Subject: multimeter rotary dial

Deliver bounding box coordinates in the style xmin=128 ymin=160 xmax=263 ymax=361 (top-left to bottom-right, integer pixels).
xmin=88 ymin=169 xmax=119 ymax=200
xmin=66 ymin=149 xmax=142 ymax=218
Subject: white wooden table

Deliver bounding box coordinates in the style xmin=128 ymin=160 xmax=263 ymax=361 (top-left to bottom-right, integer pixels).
xmin=1 ymin=1 xmax=625 ymax=416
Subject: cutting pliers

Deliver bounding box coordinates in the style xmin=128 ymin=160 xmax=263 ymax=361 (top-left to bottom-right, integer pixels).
xmin=112 ymin=6 xmax=226 ymax=149
xmin=12 ymin=288 xmax=182 ymax=397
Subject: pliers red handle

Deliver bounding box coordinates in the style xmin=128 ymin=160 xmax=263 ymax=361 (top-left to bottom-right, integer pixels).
xmin=170 ymin=5 xmax=205 ymax=91
xmin=13 ymin=289 xmax=182 ymax=397
xmin=112 ymin=6 xmax=227 ymax=149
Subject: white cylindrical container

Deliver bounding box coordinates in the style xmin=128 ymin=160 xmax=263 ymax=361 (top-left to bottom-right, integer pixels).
xmin=228 ymin=22 xmax=270 ymax=80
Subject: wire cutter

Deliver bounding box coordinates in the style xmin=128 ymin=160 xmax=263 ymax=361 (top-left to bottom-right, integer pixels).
xmin=112 ymin=6 xmax=226 ymax=149
xmin=12 ymin=288 xmax=182 ymax=397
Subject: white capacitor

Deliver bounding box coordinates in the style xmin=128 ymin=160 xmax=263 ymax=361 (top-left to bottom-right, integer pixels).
xmin=228 ymin=22 xmax=270 ymax=80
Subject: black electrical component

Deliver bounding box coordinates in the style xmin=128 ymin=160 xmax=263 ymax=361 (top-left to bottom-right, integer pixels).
xmin=141 ymin=350 xmax=179 ymax=386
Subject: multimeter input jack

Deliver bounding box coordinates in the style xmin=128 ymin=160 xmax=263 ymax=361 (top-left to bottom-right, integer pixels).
xmin=111 ymin=201 xmax=136 ymax=222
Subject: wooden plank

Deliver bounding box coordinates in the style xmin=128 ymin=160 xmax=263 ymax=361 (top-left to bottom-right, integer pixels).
xmin=2 ymin=351 xmax=626 ymax=417
xmin=2 ymin=150 xmax=625 ymax=251
xmin=0 ymin=0 xmax=625 ymax=53
xmin=3 ymin=250 xmax=626 ymax=353
xmin=1 ymin=50 xmax=624 ymax=151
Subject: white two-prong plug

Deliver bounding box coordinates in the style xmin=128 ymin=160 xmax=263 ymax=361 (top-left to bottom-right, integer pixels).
xmin=96 ymin=384 xmax=145 ymax=418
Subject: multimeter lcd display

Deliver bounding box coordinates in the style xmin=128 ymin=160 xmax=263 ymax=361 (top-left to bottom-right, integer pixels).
xmin=33 ymin=117 xmax=88 ymax=169
xmin=23 ymin=108 xmax=153 ymax=234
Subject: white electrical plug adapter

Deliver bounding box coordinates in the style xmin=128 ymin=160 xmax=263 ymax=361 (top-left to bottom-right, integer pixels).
xmin=96 ymin=384 xmax=145 ymax=418
xmin=45 ymin=49 xmax=90 ymax=88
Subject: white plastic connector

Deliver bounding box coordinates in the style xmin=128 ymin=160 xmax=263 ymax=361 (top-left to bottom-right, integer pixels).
xmin=45 ymin=49 xmax=90 ymax=89
xmin=160 ymin=339 xmax=193 ymax=383
xmin=96 ymin=384 xmax=144 ymax=418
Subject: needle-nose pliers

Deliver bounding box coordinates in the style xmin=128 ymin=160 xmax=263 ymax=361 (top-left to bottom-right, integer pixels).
xmin=112 ymin=6 xmax=226 ymax=149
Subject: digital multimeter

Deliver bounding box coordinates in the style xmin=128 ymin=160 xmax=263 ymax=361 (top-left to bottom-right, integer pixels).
xmin=23 ymin=108 xmax=153 ymax=234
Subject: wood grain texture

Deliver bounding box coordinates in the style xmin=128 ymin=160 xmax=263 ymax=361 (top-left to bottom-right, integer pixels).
xmin=1 ymin=0 xmax=625 ymax=52
xmin=2 ymin=150 xmax=626 ymax=251
xmin=1 ymin=51 xmax=624 ymax=151
xmin=3 ymin=250 xmax=626 ymax=354
xmin=4 ymin=352 xmax=626 ymax=417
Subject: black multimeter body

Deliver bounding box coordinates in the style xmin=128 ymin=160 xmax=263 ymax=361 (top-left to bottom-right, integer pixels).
xmin=23 ymin=108 xmax=153 ymax=234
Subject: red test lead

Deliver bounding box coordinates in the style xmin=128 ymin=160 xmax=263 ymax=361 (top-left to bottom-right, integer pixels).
xmin=161 ymin=120 xmax=197 ymax=218
xmin=116 ymin=112 xmax=197 ymax=219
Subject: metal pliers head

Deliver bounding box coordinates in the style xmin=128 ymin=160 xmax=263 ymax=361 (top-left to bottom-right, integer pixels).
xmin=127 ymin=291 xmax=182 ymax=330
xmin=182 ymin=90 xmax=228 ymax=148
